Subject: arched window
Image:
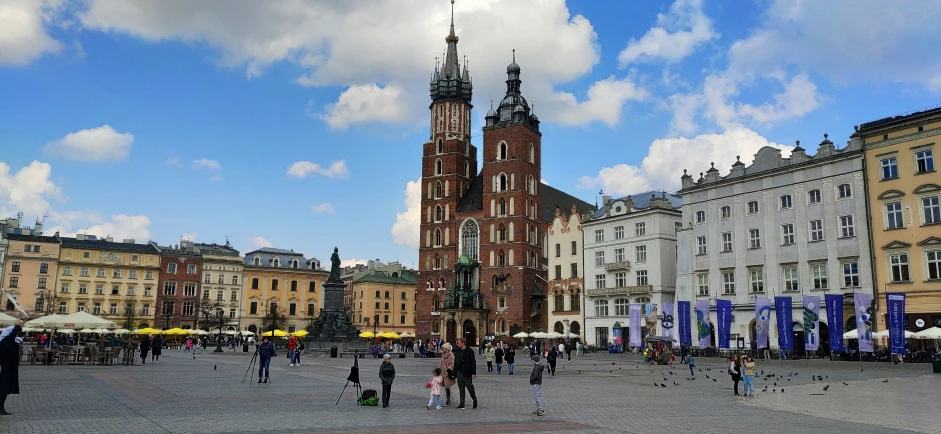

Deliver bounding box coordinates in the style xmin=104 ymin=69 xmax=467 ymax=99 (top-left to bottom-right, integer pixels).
xmin=492 ymin=274 xmax=499 ymax=288
xmin=498 ymin=250 xmax=506 ymax=266
xmin=498 ymin=198 xmax=506 ymax=216
xmin=292 ymin=260 xmax=298 ymax=269
xmin=434 ymin=205 xmax=443 ymax=222
xmin=439 ymin=278 xmax=446 ymax=289
xmin=498 ymin=319 xmax=506 ymax=333
xmin=465 ymin=161 xmax=470 ymax=177
xmin=427 ymin=280 xmax=433 ymax=290
xmin=460 ymin=219 xmax=479 ymax=260
xmin=529 ymin=144 xmax=535 ymax=163
xmin=498 ymin=142 xmax=507 ymax=160
xmin=499 ymin=173 xmax=507 ymax=191
xmin=273 ymin=258 xmax=280 ymax=267
xmin=594 ymin=299 xmax=609 ymax=316
xmin=465 ymin=141 xmax=470 ymax=156
xmin=436 ymin=138 xmax=443 ymax=154
xmin=434 ymin=254 xmax=441 ymax=269
xmin=433 ymin=296 xmax=440 ymax=311
xmin=434 ymin=228 xmax=442 ymax=246
xmin=253 ymin=256 xmax=260 ymax=266
xmin=434 ymin=181 xmax=442 ymax=199
xmin=498 ymin=224 xmax=507 ymax=242
xmin=435 ymin=159 xmax=443 ymax=175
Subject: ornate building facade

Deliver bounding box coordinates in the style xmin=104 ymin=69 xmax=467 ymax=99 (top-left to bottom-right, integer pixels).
xmin=546 ymin=205 xmax=586 ymax=342
xmin=155 ymin=244 xmax=202 ymax=329
xmin=242 ymin=247 xmax=325 ymax=334
xmin=2 ymin=233 xmax=59 ymax=318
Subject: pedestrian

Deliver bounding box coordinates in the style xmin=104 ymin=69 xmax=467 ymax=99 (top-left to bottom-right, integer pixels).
xmin=729 ymin=355 xmax=742 ymax=396
xmin=576 ymin=341 xmax=583 ymax=356
xmin=495 ymin=342 xmax=505 ymax=374
xmin=557 ymin=342 xmax=565 ymax=361
xmin=139 ymin=334 xmax=151 ymax=364
xmin=453 ymin=338 xmax=477 ymax=409
xmin=742 ymin=356 xmax=756 ymax=397
xmin=546 ymin=343 xmax=557 ymax=376
xmin=287 ymin=335 xmax=298 ymax=367
xmin=530 ymin=354 xmax=545 ymax=416
xmin=484 ymin=343 xmax=495 ymax=373
xmin=151 ymin=335 xmax=163 ymax=364
xmin=258 ymin=336 xmax=275 ymax=383
xmin=295 ymin=341 xmax=304 ymax=366
xmin=687 ymin=354 xmax=696 ymax=376
xmin=0 ymin=320 xmax=25 ymax=415
xmin=437 ymin=342 xmax=456 ymax=406
xmin=426 ymin=368 xmax=443 ymax=410
xmin=565 ymin=341 xmax=572 ymax=361
xmin=505 ymin=344 xmax=516 ymax=375
xmin=379 ymin=353 xmax=396 ymax=408
xmin=680 ymin=344 xmax=688 ymax=364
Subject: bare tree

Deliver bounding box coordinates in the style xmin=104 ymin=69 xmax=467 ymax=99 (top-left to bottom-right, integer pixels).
xmin=120 ymin=296 xmax=141 ymax=329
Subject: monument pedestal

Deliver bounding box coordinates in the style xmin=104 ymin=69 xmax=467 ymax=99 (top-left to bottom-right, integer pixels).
xmin=312 ymin=247 xmax=357 ymax=345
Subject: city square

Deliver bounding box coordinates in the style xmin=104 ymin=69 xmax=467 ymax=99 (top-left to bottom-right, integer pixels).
xmin=0 ymin=349 xmax=936 ymax=434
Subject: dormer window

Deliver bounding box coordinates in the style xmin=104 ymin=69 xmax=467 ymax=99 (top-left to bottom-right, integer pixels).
xmin=292 ymin=260 xmax=298 ymax=269
xmin=273 ymin=258 xmax=280 ymax=267
xmin=253 ymin=257 xmax=260 ymax=266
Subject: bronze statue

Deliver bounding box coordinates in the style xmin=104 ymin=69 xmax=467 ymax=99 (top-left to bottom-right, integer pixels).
xmin=328 ymin=247 xmax=342 ymax=283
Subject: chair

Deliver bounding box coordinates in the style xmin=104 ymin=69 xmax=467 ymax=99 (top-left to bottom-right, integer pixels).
xmin=98 ymin=347 xmax=113 ymax=365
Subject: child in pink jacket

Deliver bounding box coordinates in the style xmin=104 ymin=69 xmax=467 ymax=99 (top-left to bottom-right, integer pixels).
xmin=426 ymin=368 xmax=443 ymax=409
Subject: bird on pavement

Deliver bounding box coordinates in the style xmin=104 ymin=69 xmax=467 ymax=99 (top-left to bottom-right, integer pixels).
xmin=781 ymin=389 xmax=784 ymax=393
xmin=842 ymin=382 xmax=848 ymax=386
xmin=823 ymin=385 xmax=829 ymax=391
xmin=882 ymin=379 xmax=889 ymax=383
xmin=705 ymin=374 xmax=711 ymax=378
xmin=674 ymin=381 xmax=679 ymax=385
xmin=214 ymin=365 xmax=217 ymax=370
xmin=712 ymin=378 xmax=717 ymax=382
xmin=660 ymin=383 xmax=667 ymax=388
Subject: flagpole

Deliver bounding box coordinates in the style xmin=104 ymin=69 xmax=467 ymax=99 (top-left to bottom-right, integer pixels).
xmin=799 ymin=286 xmax=809 ymax=366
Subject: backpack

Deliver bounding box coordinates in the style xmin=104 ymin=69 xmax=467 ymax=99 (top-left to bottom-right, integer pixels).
xmin=360 ymin=389 xmax=378 ymax=406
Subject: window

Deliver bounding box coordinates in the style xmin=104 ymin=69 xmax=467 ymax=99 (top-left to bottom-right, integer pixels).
xmin=59 ymin=302 xmax=67 ymax=313
xmin=636 ymin=270 xmax=648 ymax=286
xmin=614 ymin=272 xmax=627 ymax=288
xmin=145 ymin=271 xmax=154 ymax=280
xmin=555 ymin=244 xmax=561 ymax=257
xmin=595 ymin=229 xmax=604 ymax=242
xmin=233 ymin=275 xmax=239 ymax=285
xmin=113 ymin=269 xmax=121 ymax=278
xmin=81 ymin=267 xmax=89 ymax=277
xmin=216 ymin=290 xmax=224 ymax=301
xmin=95 ymin=285 xmax=103 ymax=295
xmin=594 ymin=299 xmax=609 ymax=317
xmin=809 ymin=220 xmax=824 ymax=241
xmin=168 ymin=263 xmax=177 ymax=273
xmin=635 ymin=222 xmax=646 ymax=236
xmin=78 ymin=284 xmax=87 ymax=294
xmin=38 ymin=278 xmax=46 ymax=289
xmin=127 ymin=286 xmax=135 ymax=296
xmin=251 ymin=278 xmax=259 ymax=290
xmin=93 ymin=303 xmax=101 ymax=314
xmin=812 ymin=264 xmax=828 ymax=289
xmin=96 ymin=268 xmax=105 ymax=277
xmin=39 ymin=263 xmax=48 ymax=274
xmin=722 ymin=271 xmax=735 ymax=294
xmin=915 ymin=149 xmax=935 ymax=173
xmin=635 ymin=245 xmax=647 ymax=262
xmin=10 ymin=261 xmax=19 ymax=272
xmin=923 ymin=196 xmax=941 ymax=224
xmin=890 ymin=253 xmax=910 ymax=282
xmin=109 ymin=303 xmax=117 ymax=315
xmin=570 ymin=293 xmax=580 ymax=311
xmin=749 ymin=229 xmax=761 ymax=249
xmin=808 ymin=189 xmax=821 ymax=204
xmin=83 ymin=251 xmax=90 ymax=259
xmin=783 ymin=267 xmax=798 ymax=292
xmin=780 ymin=195 xmax=792 ymax=209
xmin=595 ymin=274 xmax=606 ymax=289
xmin=747 ymin=201 xmax=759 ymax=214
xmin=498 ymin=142 xmax=507 ymax=160
xmin=840 ymin=215 xmax=855 ymax=237
xmin=721 ymin=206 xmax=731 ymax=219
xmin=571 ymin=241 xmax=577 ymax=255
xmin=291 ymin=280 xmax=298 ymax=292
xmin=570 ymin=263 xmax=578 ymax=278
xmin=131 ymin=255 xmax=138 ymax=262
xmin=78 ymin=302 xmax=85 ymax=312
xmin=595 ymin=251 xmax=605 ymax=267
xmin=184 ymin=282 xmax=196 ymax=296
xmin=749 ymin=269 xmax=764 ymax=292
xmin=721 ymin=233 xmax=733 ymax=252
xmin=697 ymin=273 xmax=709 ymax=296
xmin=881 ymin=156 xmax=899 ymax=180
xmin=696 ymin=210 xmax=706 ymax=223
xmin=129 ymin=270 xmax=137 ymax=279
xmin=697 ymin=236 xmax=707 ymax=254
xmin=554 ymin=294 xmax=564 ymax=311
xmin=614 ymin=248 xmax=625 ymax=262
xmin=249 ymin=302 xmax=258 ymax=315
xmin=614 ymin=226 xmax=624 ymax=239
xmin=8 ymin=277 xmax=18 ymax=288
xmin=271 ymin=279 xmax=279 ymax=291
xmin=289 ymin=303 xmax=297 ymax=316
xmin=187 ymin=264 xmax=197 ymax=274
xmin=614 ymin=298 xmax=629 ymax=316
xmin=842 ymin=262 xmax=859 ymax=287
xmin=435 ymin=159 xmax=442 ymax=175
xmin=63 ymin=266 xmax=72 ymax=276
xmin=144 ymin=287 xmax=151 ymax=297
xmin=554 ymin=265 xmax=562 ymax=280
xmin=204 ymin=274 xmax=212 ymax=283
xmin=927 ymin=251 xmax=941 ymax=280
xmin=837 ymin=184 xmax=852 ymax=199
xmin=886 ymin=202 xmax=904 ymax=229
xmin=308 ymin=281 xmax=316 ymax=292
xmin=163 ymin=281 xmax=176 ymax=295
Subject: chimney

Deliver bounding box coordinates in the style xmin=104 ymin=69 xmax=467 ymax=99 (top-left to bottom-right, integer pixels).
xmin=76 ymin=234 xmax=85 ymax=241
xmin=123 ymin=239 xmax=135 ymax=244
xmin=34 ymin=221 xmax=43 ymax=235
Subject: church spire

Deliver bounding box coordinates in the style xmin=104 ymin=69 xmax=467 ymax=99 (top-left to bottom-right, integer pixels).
xmin=430 ymin=0 xmax=472 ymax=104
xmin=442 ymin=0 xmax=461 ymax=79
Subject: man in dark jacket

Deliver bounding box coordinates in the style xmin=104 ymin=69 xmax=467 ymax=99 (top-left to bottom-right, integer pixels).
xmin=0 ymin=320 xmax=24 ymax=415
xmin=453 ymin=338 xmax=477 ymax=409
xmin=546 ymin=343 xmax=557 ymax=376
xmin=258 ymin=336 xmax=276 ymax=383
xmin=530 ymin=355 xmax=545 ymax=416
xmin=378 ymin=353 xmax=396 ymax=407
xmin=139 ymin=335 xmax=151 ymax=364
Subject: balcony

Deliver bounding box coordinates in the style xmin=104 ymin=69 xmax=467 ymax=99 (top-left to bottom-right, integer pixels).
xmin=604 ymin=261 xmax=631 ymax=271
xmin=585 ymin=285 xmax=653 ymax=297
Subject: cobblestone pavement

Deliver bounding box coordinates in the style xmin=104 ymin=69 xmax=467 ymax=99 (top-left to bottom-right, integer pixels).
xmin=1 ymin=348 xmax=936 ymax=433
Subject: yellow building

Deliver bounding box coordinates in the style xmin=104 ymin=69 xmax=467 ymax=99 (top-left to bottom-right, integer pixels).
xmin=57 ymin=235 xmax=162 ymax=328
xmin=2 ymin=233 xmax=60 ymax=317
xmin=348 ymin=269 xmax=417 ymax=336
xmin=242 ymin=248 xmax=326 ymax=334
xmin=858 ymin=107 xmax=941 ymax=331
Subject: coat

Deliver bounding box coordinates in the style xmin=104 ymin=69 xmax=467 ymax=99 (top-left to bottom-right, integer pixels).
xmin=453 ymin=346 xmax=477 ymax=377
xmin=0 ymin=325 xmax=22 ymax=395
xmin=504 ymin=348 xmax=515 ymax=364
xmin=484 ymin=347 xmax=495 ymax=362
xmin=438 ymin=350 xmax=456 ymax=388
xmin=379 ymin=361 xmax=395 ymax=385
xmin=139 ymin=336 xmax=151 ymax=352
xmin=151 ymin=337 xmax=163 ymax=356
xmin=495 ymin=347 xmax=505 ymax=363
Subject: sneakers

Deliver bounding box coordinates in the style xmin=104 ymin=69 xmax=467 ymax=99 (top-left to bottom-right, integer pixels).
xmin=426 ymin=405 xmax=432 ymax=410
xmin=455 ymin=404 xmax=465 ymax=410
xmin=473 ymin=400 xmax=478 ymax=409
xmin=442 ymin=402 xmax=450 ymax=407
xmin=435 ymin=406 xmax=442 ymax=410
xmin=289 ymin=363 xmax=295 ymax=367
xmin=535 ymin=409 xmax=545 ymax=416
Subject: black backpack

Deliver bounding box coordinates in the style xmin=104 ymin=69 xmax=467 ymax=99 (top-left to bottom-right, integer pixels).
xmin=362 ymin=389 xmax=377 ymax=400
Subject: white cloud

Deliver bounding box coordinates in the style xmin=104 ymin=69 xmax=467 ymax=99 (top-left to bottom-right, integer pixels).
xmin=48 ymin=213 xmax=154 ymax=242
xmin=310 ymin=203 xmax=336 ymax=214
xmin=540 ymin=178 xmax=549 ymax=185
xmin=0 ymin=160 xmax=62 ymax=218
xmin=579 ymin=126 xmax=793 ymax=196
xmin=192 ymin=158 xmax=222 ymax=181
xmin=181 ymin=232 xmax=197 ymax=241
xmin=319 ymin=84 xmax=409 ymax=130
xmin=286 ymin=160 xmax=350 ymax=179
xmin=737 ymin=74 xmax=821 ymax=125
xmin=0 ymin=0 xmax=63 ymax=65
xmin=341 ymin=258 xmax=369 ymax=268
xmin=617 ymin=0 xmax=717 ymax=67
xmin=549 ymin=76 xmax=648 ymax=127
xmin=250 ymin=236 xmax=272 ymax=249
xmin=44 ymin=125 xmax=134 ymax=163
xmin=390 ymin=178 xmax=421 ymax=250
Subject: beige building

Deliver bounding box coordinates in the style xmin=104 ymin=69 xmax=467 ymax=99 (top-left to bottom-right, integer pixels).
xmin=2 ymin=233 xmax=60 ymax=317
xmin=858 ymin=107 xmax=941 ymax=331
xmin=348 ymin=269 xmax=417 ymax=336
xmin=546 ymin=205 xmax=585 ymax=341
xmin=242 ymin=248 xmax=326 ymax=334
xmin=57 ymin=235 xmax=162 ymax=328
xmin=181 ymin=241 xmax=244 ymax=330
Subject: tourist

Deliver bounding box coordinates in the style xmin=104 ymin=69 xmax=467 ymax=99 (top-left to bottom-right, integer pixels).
xmin=742 ymin=356 xmax=756 ymax=397
xmin=576 ymin=341 xmax=583 ymax=356
xmin=294 ymin=341 xmax=304 ymax=366
xmin=565 ymin=341 xmax=572 ymax=361
xmin=426 ymin=368 xmax=443 ymax=409
xmin=258 ymin=336 xmax=276 ymax=383
xmin=437 ymin=343 xmax=456 ymax=406
xmin=546 ymin=342 xmax=557 ymax=376
xmin=530 ymin=355 xmax=545 ymax=416
xmin=378 ymin=353 xmax=396 ymax=408
xmin=728 ymin=355 xmax=742 ymax=396
xmin=484 ymin=343 xmax=495 ymax=373
xmin=495 ymin=342 xmax=505 ymax=374
xmin=505 ymin=344 xmax=516 ymax=375
xmin=687 ymin=354 xmax=696 ymax=376
xmin=0 ymin=320 xmax=24 ymax=415
xmin=453 ymin=338 xmax=478 ymax=409
xmin=139 ymin=334 xmax=151 ymax=364
xmin=288 ymin=335 xmax=298 ymax=366
xmin=151 ymin=334 xmax=163 ymax=364
xmin=557 ymin=342 xmax=565 ymax=361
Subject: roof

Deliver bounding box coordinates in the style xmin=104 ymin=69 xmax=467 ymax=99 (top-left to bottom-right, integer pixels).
xmin=352 ymin=269 xmax=418 ymax=285
xmin=591 ymin=191 xmax=683 ymax=219
xmin=456 ymin=176 xmax=484 ymax=212
xmin=455 ymin=176 xmax=595 ymax=223
xmin=246 ymin=247 xmax=304 ymax=256
xmin=858 ymin=105 xmax=941 ymax=133
xmin=4 ymin=233 xmax=59 ymax=243
xmin=59 ymin=237 xmax=161 ymax=254
xmin=243 ymin=248 xmax=319 ymax=270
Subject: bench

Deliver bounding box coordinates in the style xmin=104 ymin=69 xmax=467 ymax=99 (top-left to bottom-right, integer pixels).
xmin=339 ymin=352 xmax=366 ymax=358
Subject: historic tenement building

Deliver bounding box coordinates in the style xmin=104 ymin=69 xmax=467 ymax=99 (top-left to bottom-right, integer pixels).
xmin=155 ymin=244 xmax=202 ymax=329
xmin=242 ymin=247 xmax=326 ymax=335
xmin=546 ymin=205 xmax=587 ymax=342
xmin=414 ymin=5 xmax=593 ymax=345
xmin=2 ymin=232 xmax=60 ymax=317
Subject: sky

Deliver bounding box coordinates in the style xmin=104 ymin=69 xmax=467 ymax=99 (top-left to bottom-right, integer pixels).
xmin=2 ymin=0 xmax=940 ymax=268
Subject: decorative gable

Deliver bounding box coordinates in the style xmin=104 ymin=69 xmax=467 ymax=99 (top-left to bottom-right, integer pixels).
xmin=917 ymin=236 xmax=941 ymax=247
xmin=878 ymin=190 xmax=905 ymax=200
xmin=913 ymin=184 xmax=941 ymax=194
xmin=881 ymin=240 xmax=912 ymax=250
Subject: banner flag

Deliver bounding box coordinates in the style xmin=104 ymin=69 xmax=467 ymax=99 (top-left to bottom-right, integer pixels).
xmin=612 ymin=327 xmax=623 ymax=346
xmin=755 ymin=298 xmax=771 ymax=349
xmin=695 ymin=300 xmax=711 ymax=348
xmin=629 ymin=304 xmax=642 ymax=347
xmin=775 ymin=296 xmax=794 ymax=351
xmin=716 ymin=299 xmax=732 ymax=349
xmin=802 ymin=296 xmax=821 ymax=352
xmin=824 ymin=294 xmax=844 ymax=353
xmin=678 ymin=301 xmax=691 ymax=347
xmin=886 ymin=293 xmax=906 ymax=355
xmin=661 ymin=303 xmax=675 ymax=343
xmin=854 ymin=292 xmax=874 ymax=353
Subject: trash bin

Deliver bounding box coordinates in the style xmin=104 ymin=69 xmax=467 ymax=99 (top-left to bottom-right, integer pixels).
xmin=243 ymin=343 xmax=249 ymax=352
xmin=331 ymin=346 xmax=339 ymax=358
xmin=932 ymin=358 xmax=941 ymax=374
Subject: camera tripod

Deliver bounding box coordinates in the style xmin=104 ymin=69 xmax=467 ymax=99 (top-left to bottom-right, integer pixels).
xmin=242 ymin=345 xmax=273 ymax=384
xmin=336 ymin=350 xmax=362 ymax=405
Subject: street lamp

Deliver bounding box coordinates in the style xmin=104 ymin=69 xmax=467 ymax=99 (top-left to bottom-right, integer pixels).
xmin=374 ymin=313 xmax=379 ymax=335
xmin=563 ymin=319 xmax=570 ymax=343
xmin=214 ymin=309 xmax=225 ymax=353
xmin=164 ymin=301 xmax=174 ymax=330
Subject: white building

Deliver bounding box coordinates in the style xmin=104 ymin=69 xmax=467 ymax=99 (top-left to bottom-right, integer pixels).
xmin=546 ymin=204 xmax=587 ymax=341
xmin=676 ymin=134 xmax=873 ymax=351
xmin=582 ymin=192 xmax=682 ymax=349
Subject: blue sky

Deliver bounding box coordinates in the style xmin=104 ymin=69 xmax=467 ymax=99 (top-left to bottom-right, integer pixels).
xmin=1 ymin=0 xmax=939 ymax=267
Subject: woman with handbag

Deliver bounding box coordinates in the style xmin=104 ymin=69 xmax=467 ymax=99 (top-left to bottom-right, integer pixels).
xmin=728 ymin=355 xmax=742 ymax=396
xmin=437 ymin=343 xmax=456 ymax=407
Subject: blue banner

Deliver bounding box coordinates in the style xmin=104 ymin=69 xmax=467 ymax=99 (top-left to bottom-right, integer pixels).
xmin=802 ymin=296 xmax=821 ymax=352
xmin=678 ymin=301 xmax=691 ymax=347
xmin=886 ymin=293 xmax=906 ymax=355
xmin=775 ymin=296 xmax=794 ymax=351
xmin=755 ymin=298 xmax=771 ymax=349
xmin=661 ymin=303 xmax=675 ymax=344
xmin=629 ymin=304 xmax=642 ymax=347
xmin=695 ymin=300 xmax=711 ymax=348
xmin=854 ymin=292 xmax=874 ymax=353
xmin=717 ymin=299 xmax=732 ymax=349
xmin=824 ymin=294 xmax=844 ymax=353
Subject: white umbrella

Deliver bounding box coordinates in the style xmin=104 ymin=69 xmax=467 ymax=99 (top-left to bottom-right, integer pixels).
xmin=31 ymin=311 xmax=116 ymax=329
xmin=113 ymin=329 xmax=131 ymax=334
xmin=24 ymin=313 xmax=67 ymax=329
xmin=564 ymin=332 xmax=580 ymax=338
xmin=530 ymin=332 xmax=548 ymax=339
xmin=78 ymin=328 xmax=96 ymax=333
xmin=399 ymin=332 xmax=413 ymax=338
xmin=192 ymin=330 xmax=210 ymax=335
xmin=59 ymin=329 xmax=77 ymax=334
xmin=545 ymin=332 xmax=564 ymax=339
xmin=872 ymin=330 xmax=915 ymax=339
xmin=913 ymin=327 xmax=941 ymax=339
xmin=240 ymin=330 xmax=255 ymax=336
xmin=842 ymin=330 xmax=859 ymax=339
xmin=512 ymin=332 xmax=529 ymax=338
xmin=225 ymin=330 xmax=239 ymax=335
xmin=0 ymin=312 xmax=18 ymax=326
xmin=23 ymin=327 xmax=41 ymax=333
xmin=93 ymin=328 xmax=113 ymax=334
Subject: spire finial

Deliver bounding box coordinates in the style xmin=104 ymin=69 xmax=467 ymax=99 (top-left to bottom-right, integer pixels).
xmin=450 ymin=0 xmax=456 ymax=36
xmin=512 ymin=47 xmax=516 ymax=63
xmin=490 ymin=94 xmax=493 ymax=110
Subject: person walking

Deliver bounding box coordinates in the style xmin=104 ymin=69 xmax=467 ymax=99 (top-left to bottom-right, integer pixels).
xmin=729 ymin=355 xmax=742 ymax=396
xmin=258 ymin=336 xmax=276 ymax=383
xmin=530 ymin=355 xmax=545 ymax=416
xmin=687 ymin=354 xmax=696 ymax=376
xmin=742 ymin=356 xmax=756 ymax=397
xmin=294 ymin=341 xmax=304 ymax=366
xmin=453 ymin=338 xmax=477 ymax=409
xmin=505 ymin=345 xmax=516 ymax=375
xmin=437 ymin=343 xmax=456 ymax=406
xmin=139 ymin=335 xmax=151 ymax=365
xmin=151 ymin=335 xmax=163 ymax=364
xmin=495 ymin=343 xmax=505 ymax=374
xmin=0 ymin=320 xmax=24 ymax=415
xmin=565 ymin=341 xmax=572 ymax=361
xmin=378 ymin=353 xmax=396 ymax=408
xmin=426 ymin=368 xmax=443 ymax=410
xmin=484 ymin=343 xmax=495 ymax=373
xmin=287 ymin=335 xmax=298 ymax=367
xmin=546 ymin=343 xmax=557 ymax=376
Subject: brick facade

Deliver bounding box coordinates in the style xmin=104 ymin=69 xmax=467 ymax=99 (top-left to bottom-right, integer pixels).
xmin=156 ymin=250 xmax=201 ymax=329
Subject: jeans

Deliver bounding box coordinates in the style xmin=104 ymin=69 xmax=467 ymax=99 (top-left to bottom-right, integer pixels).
xmin=258 ymin=357 xmax=271 ymax=379
xmin=689 ymin=364 xmax=695 ymax=376
xmin=508 ymin=363 xmax=514 ymax=374
xmin=496 ymin=362 xmax=502 ymax=373
xmin=381 ymin=384 xmax=392 ymax=406
xmin=743 ymin=375 xmax=755 ymax=396
xmin=427 ymin=393 xmax=441 ymax=407
xmin=532 ymin=384 xmax=543 ymax=410
xmin=292 ymin=351 xmax=301 ymax=364
xmin=487 ymin=361 xmax=493 ymax=372
xmin=456 ymin=374 xmax=477 ymax=405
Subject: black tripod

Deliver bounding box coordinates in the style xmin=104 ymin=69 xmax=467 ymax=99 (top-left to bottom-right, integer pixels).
xmin=242 ymin=346 xmax=273 ymax=384
xmin=336 ymin=351 xmax=362 ymax=405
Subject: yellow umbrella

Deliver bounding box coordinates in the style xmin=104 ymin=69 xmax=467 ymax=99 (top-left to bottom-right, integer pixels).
xmin=379 ymin=332 xmax=401 ymax=339
xmin=290 ymin=330 xmax=309 ymax=337
xmin=134 ymin=327 xmax=162 ymax=335
xmin=359 ymin=331 xmax=375 ymax=338
xmin=163 ymin=328 xmax=191 ymax=335
xmin=261 ymin=329 xmax=288 ymax=337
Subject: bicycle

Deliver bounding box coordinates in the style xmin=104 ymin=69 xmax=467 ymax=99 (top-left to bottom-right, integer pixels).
xmin=118 ymin=345 xmax=142 ymax=366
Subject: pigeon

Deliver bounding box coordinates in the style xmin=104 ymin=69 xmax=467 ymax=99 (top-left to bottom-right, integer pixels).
xmin=823 ymin=385 xmax=829 ymax=391
xmin=825 ymin=375 xmax=828 ymax=379
xmin=787 ymin=379 xmax=791 ymax=381
xmin=664 ymin=377 xmax=669 ymax=381
xmin=705 ymin=374 xmax=711 ymax=379
xmin=609 ymin=370 xmax=613 ymax=373
xmin=882 ymin=379 xmax=889 ymax=383
xmin=712 ymin=378 xmax=717 ymax=382
xmin=774 ymin=382 xmax=777 ymax=386
xmin=673 ymin=381 xmax=679 ymax=386
xmin=612 ymin=362 xmax=616 ymax=365
xmin=812 ymin=377 xmax=816 ymax=382
xmin=654 ymin=382 xmax=659 ymax=387
xmin=773 ymin=389 xmax=776 ymax=393
xmin=781 ymin=389 xmax=784 ymax=393
xmin=842 ymin=382 xmax=848 ymax=386
xmin=762 ymin=387 xmax=768 ymax=392
xmin=706 ymin=368 xmax=712 ymax=371
xmin=214 ymin=365 xmax=217 ymax=370
xmin=660 ymin=383 xmax=667 ymax=388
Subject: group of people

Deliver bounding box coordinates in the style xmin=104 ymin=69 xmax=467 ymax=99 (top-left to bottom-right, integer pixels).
xmin=138 ymin=334 xmax=164 ymax=364
xmin=482 ymin=341 xmax=517 ymax=374
xmin=727 ymin=355 xmax=757 ymax=397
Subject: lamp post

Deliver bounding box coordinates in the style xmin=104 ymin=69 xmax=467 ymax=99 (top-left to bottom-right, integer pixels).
xmin=374 ymin=313 xmax=379 ymax=335
xmin=563 ymin=318 xmax=570 ymax=343
xmin=164 ymin=301 xmax=174 ymax=330
xmin=214 ymin=309 xmax=225 ymax=352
